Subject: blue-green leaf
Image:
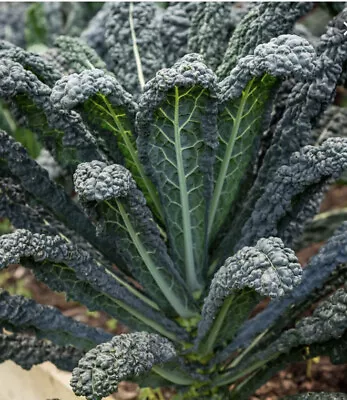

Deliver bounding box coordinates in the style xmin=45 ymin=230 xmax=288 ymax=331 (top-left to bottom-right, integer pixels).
xmin=74 ymin=161 xmax=197 ymax=319
xmin=51 ymin=68 xmax=163 ymax=222
xmin=209 ymin=35 xmax=317 ymax=243
xmin=137 ymin=54 xmax=218 ymax=291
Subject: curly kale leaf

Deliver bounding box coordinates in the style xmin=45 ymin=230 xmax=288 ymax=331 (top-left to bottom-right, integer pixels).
xmin=0 ymin=3 xmax=28 ymax=47
xmin=215 ymin=221 xmax=347 ymax=365
xmin=0 ymin=177 xmax=158 ymax=321
xmin=0 ymin=58 xmax=56 ymax=149
xmin=313 ymin=105 xmax=347 ymax=145
xmin=0 ymin=332 xmax=84 ymax=372
xmin=31 ymin=261 xmax=171 ymax=337
xmin=0 ymin=131 xmax=113 ymax=262
xmin=0 ymin=177 xmax=45 ymax=234
xmin=137 ymin=54 xmax=218 ymax=291
xmin=0 ymin=289 xmax=111 ymax=350
xmin=317 ymin=7 xmax=347 ymax=63
xmin=0 ymin=191 xmax=176 ymax=334
xmin=0 ymin=40 xmax=61 ymax=87
xmin=209 ymin=35 xmax=317 ymax=243
xmin=0 ymin=58 xmax=102 ymax=167
xmin=221 ymin=337 xmax=347 ymax=400
xmin=220 ymin=286 xmax=347 ymax=390
xmin=74 ymin=161 xmax=197 ymax=319
xmin=51 ymin=68 xmax=162 ymax=222
xmin=217 ymin=2 xmax=313 ymax=78
xmin=0 ymin=177 xmax=112 ymax=262
xmin=44 ymin=35 xmax=107 ymax=75
xmin=0 ymin=229 xmax=187 ymax=343
xmin=241 ymin=9 xmax=347 ymax=241
xmin=104 ymin=2 xmax=164 ymax=94
xmin=188 ymin=2 xmax=251 ymax=71
xmin=159 ymin=2 xmax=197 ymax=67
xmin=197 ymin=237 xmax=301 ymax=356
xmin=237 ymin=138 xmax=347 ymax=250
xmin=71 ymin=332 xmax=176 ymax=400
xmin=272 ymin=286 xmax=347 ymax=351
xmin=0 ymin=175 xmax=147 ymax=296
xmin=80 ymin=3 xmax=112 ymax=59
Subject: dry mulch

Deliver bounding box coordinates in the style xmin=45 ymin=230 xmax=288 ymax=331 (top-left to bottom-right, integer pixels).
xmin=252 ymin=357 xmax=347 ymax=399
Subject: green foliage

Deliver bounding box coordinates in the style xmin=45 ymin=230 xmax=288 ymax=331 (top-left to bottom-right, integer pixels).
xmin=24 ymin=3 xmax=48 ymax=48
xmin=1 ymin=3 xmax=347 ymax=400
xmin=137 ymin=54 xmax=219 ymax=291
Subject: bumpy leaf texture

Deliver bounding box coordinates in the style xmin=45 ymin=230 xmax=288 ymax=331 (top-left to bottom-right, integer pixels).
xmin=0 ymin=57 xmax=102 ymax=166
xmin=230 ymin=285 xmax=347 ymax=379
xmin=159 ymin=2 xmax=197 ymax=67
xmin=188 ymin=2 xmax=252 ymax=71
xmin=209 ymin=34 xmax=317 ymax=242
xmin=217 ymin=2 xmax=313 ymax=78
xmin=71 ymin=332 xmax=176 ymax=400
xmin=0 ymin=40 xmax=62 ymax=87
xmin=81 ymin=3 xmax=113 ymax=59
xmin=74 ymin=161 xmax=196 ymax=318
xmin=0 ymin=289 xmax=111 ymax=350
xmin=104 ymin=2 xmax=164 ymax=94
xmin=215 ymin=221 xmax=347 ymax=365
xmin=0 ymin=229 xmax=188 ymax=343
xmin=137 ymin=54 xmax=218 ymax=291
xmin=0 ymin=177 xmax=107 ymax=259
xmin=0 ymin=332 xmax=84 ymax=372
xmin=0 ymin=131 xmax=111 ymax=261
xmin=273 ymin=285 xmax=347 ymax=351
xmin=237 ymin=8 xmax=347 ymax=251
xmin=0 ymin=3 xmax=28 ymax=47
xmin=44 ymin=35 xmax=107 ymax=75
xmin=197 ymin=237 xmax=301 ymax=352
xmin=50 ymin=68 xmax=162 ymax=221
xmin=237 ymin=138 xmax=347 ymax=250
xmin=0 ymin=179 xmax=184 ymax=337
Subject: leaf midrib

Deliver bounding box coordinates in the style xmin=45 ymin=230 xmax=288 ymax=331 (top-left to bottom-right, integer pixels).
xmin=97 ymin=94 xmax=164 ymax=222
xmin=107 ymin=199 xmax=195 ymax=318
xmin=173 ymin=86 xmax=201 ymax=292
xmin=208 ymin=79 xmax=255 ymax=241
xmin=51 ymin=262 xmax=177 ymax=341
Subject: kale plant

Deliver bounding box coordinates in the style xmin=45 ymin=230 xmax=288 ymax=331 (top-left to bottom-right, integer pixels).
xmin=1 ymin=2 xmax=347 ymax=399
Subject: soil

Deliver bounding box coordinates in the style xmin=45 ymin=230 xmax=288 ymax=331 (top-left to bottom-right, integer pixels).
xmin=2 ymin=184 xmax=347 ymax=399
xmin=251 ymin=358 xmax=347 ymax=400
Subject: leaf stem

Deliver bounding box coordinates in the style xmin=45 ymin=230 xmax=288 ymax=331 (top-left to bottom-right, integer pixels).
xmin=152 ymin=366 xmax=195 ymax=385
xmin=107 ymin=200 xmax=196 ymax=318
xmin=199 ymin=295 xmax=235 ymax=357
xmin=174 ymin=86 xmax=201 ymax=291
xmin=129 ymin=2 xmax=145 ymax=90
xmin=104 ymin=267 xmax=160 ymax=311
xmin=100 ymin=95 xmax=164 ymax=223
xmin=208 ymin=79 xmax=254 ymax=242
xmin=224 ymin=329 xmax=269 ymax=370
xmin=215 ymin=353 xmax=279 ymax=387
